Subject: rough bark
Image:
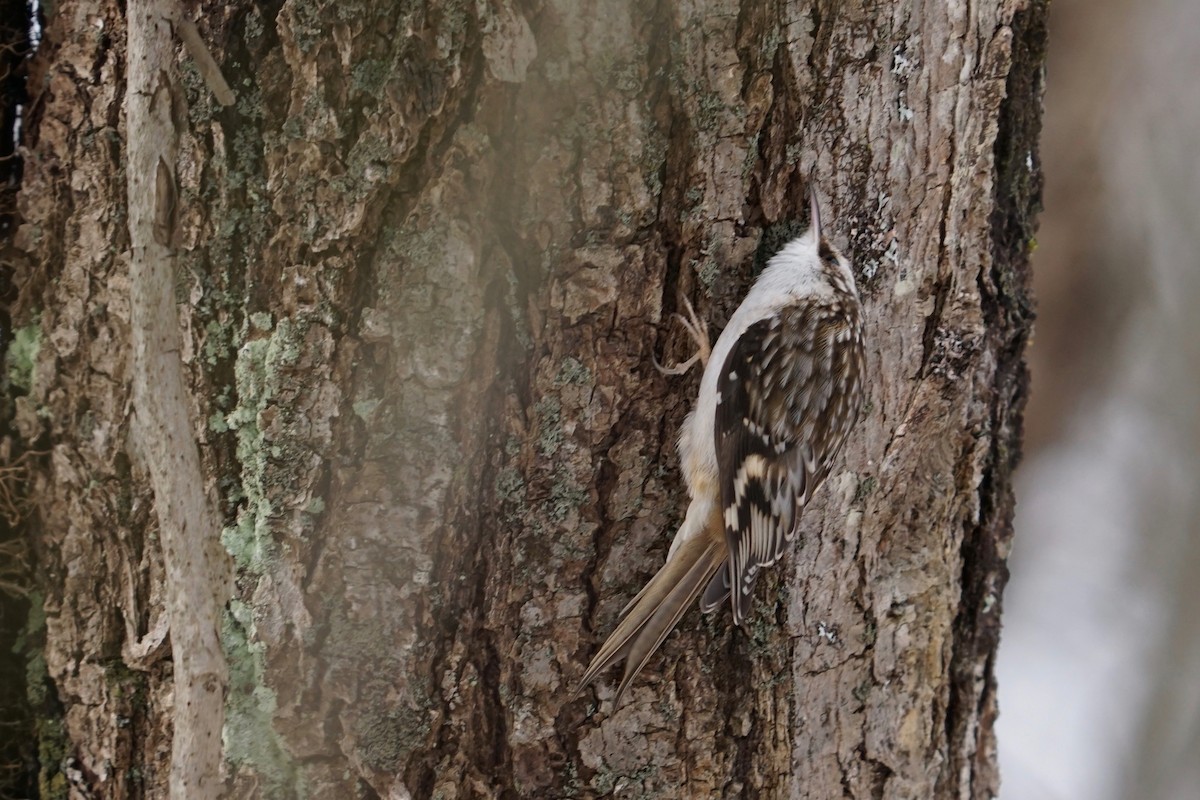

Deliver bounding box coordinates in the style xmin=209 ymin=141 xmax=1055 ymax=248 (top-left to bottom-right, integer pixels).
xmin=8 ymin=0 xmax=1043 ymax=797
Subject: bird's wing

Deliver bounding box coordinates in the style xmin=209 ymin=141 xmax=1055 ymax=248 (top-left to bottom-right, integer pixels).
xmin=714 ymin=300 xmax=863 ymax=626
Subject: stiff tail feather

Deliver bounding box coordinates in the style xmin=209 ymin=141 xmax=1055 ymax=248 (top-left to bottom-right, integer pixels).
xmin=575 ymin=535 xmax=725 ymax=706
xmin=699 ymin=561 xmax=731 ymax=613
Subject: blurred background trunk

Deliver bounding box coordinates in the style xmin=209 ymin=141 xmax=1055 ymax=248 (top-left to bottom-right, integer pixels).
xmin=997 ymin=1 xmax=1200 ymax=799
xmin=2 ymin=0 xmax=1043 ymax=797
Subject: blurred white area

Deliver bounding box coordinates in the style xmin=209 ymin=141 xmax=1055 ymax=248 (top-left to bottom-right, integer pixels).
xmin=998 ymin=0 xmax=1200 ymax=799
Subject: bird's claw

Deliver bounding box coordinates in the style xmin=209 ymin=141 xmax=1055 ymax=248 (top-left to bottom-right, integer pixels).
xmin=653 ymin=350 xmax=700 ymax=376
xmin=655 ymin=295 xmax=711 ymax=376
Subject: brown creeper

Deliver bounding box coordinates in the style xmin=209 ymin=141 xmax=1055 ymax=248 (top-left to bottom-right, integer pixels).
xmin=577 ymin=187 xmax=867 ymax=704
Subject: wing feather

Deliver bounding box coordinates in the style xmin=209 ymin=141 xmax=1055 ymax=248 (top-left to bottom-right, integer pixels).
xmin=714 ymin=299 xmax=864 ymax=626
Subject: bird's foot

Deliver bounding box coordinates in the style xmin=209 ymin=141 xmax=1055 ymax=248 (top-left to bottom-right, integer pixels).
xmin=654 ymin=295 xmax=711 ymax=375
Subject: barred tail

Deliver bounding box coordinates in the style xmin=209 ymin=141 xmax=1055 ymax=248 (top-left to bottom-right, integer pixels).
xmin=575 ymin=534 xmax=725 ymax=706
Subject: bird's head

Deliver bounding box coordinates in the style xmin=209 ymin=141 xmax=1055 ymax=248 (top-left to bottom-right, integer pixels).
xmin=772 ymin=185 xmax=858 ymax=298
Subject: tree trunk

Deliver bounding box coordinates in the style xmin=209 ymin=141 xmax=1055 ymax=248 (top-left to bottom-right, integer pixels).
xmin=7 ymin=0 xmax=1043 ymax=797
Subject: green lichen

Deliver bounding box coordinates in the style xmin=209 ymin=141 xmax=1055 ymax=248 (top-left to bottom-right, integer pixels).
xmin=221 ymin=512 xmax=275 ymax=574
xmin=547 ymin=472 xmax=587 ymax=523
xmin=284 ymin=0 xmax=333 ymax=55
xmin=351 ymin=58 xmax=389 ymax=97
xmin=6 ymin=320 xmax=41 ymax=393
xmin=695 ymin=90 xmax=726 ymax=132
xmin=202 ymin=319 xmax=234 ymax=368
xmin=853 ymin=476 xmax=877 ymax=505
xmin=641 ymin=129 xmax=668 ymax=200
xmin=592 ymin=763 xmax=658 ymax=798
xmin=249 ymin=312 xmax=274 ymax=332
xmin=692 ymin=230 xmax=723 ymax=291
xmin=222 ymin=601 xmax=302 ymax=798
xmin=103 ymin=659 xmax=147 ymax=708
xmin=495 ymin=467 xmax=525 ymax=503
xmin=338 ymin=131 xmax=394 ymax=191
xmin=694 ymin=257 xmax=719 ymax=291
xmin=241 ymin=6 xmax=265 ymax=49
xmin=355 ymin=708 xmax=405 ymax=768
xmin=18 ymin=595 xmax=47 ymax=699
xmin=180 ymin=28 xmax=306 ymax=785
xmin=555 ymin=357 xmax=592 ymax=386
xmin=219 ymin=316 xmax=312 ymax=789
xmin=535 ymin=397 xmax=563 ymax=458
xmin=559 ymin=759 xmax=581 ymax=798
xmin=678 ymin=185 xmax=706 ymax=226
xmin=431 ymin=1 xmax=470 ymax=55
xmin=208 ymin=411 xmax=230 ymax=434
xmin=748 ymin=609 xmax=775 ymax=652
xmin=384 ymin=222 xmax=443 ymax=273
xmin=352 ymin=397 xmax=381 ymax=421
xmin=785 ymin=141 xmax=804 ymax=166
xmin=742 ymin=132 xmax=761 ymax=180
xmin=282 ymin=115 xmax=303 ymax=141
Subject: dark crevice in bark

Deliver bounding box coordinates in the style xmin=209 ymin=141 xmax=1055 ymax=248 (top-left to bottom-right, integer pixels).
xmin=943 ymin=2 xmax=1046 ymax=797
xmin=651 ymin=0 xmax=702 ymax=345
xmin=0 ymin=515 xmax=36 ymax=792
xmin=862 ymin=744 xmax=894 ymax=798
xmin=449 ymin=128 xmax=531 ymax=800
xmin=0 ymin=1 xmax=38 ymax=795
xmin=918 ymin=274 xmax=950 ymax=378
xmin=654 ymin=96 xmax=696 ymax=355
xmin=465 ymin=466 xmax=528 ymax=792
xmin=920 ymin=27 xmax=964 ymax=384
xmin=0 ymin=18 xmax=26 ymax=246
xmin=749 ymin=17 xmax=814 ymax=276
xmin=480 ymin=635 xmax=517 ymax=799
xmin=414 ymin=337 xmax=518 ymax=796
xmin=578 ymin=408 xmax=628 ymax=641
xmin=0 ymin=0 xmax=28 ymax=310
xmin=808 ymin=3 xmax=824 ymax=66
xmin=644 ymin=0 xmax=676 ymax=225
xmin=709 ymin=577 xmax=774 ymax=797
